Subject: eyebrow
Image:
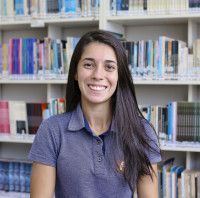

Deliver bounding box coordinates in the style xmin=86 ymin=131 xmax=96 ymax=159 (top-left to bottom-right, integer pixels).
xmin=81 ymin=58 xmax=117 ymax=65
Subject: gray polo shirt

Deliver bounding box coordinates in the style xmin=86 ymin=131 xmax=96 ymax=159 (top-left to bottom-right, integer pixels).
xmin=28 ymin=103 xmax=161 ymax=198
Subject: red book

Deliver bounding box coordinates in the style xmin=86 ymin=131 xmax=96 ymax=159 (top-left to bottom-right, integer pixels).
xmin=0 ymin=101 xmax=10 ymax=134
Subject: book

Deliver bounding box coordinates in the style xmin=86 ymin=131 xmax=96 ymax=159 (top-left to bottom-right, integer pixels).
xmin=8 ymin=101 xmax=28 ymax=135
xmin=0 ymin=101 xmax=10 ymax=134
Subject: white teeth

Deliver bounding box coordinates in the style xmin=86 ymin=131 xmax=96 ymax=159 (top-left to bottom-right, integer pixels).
xmin=89 ymin=85 xmax=106 ymax=91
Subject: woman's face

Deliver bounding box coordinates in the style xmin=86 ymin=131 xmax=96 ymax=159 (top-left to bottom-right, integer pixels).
xmin=75 ymin=42 xmax=118 ymax=106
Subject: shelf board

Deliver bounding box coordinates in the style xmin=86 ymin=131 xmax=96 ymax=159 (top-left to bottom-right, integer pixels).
xmin=0 ymin=79 xmax=199 ymax=85
xmin=0 ymin=79 xmax=67 ymax=84
xmin=133 ymin=79 xmax=200 ymax=85
xmin=0 ymin=135 xmax=34 ymax=144
xmin=160 ymin=145 xmax=200 ymax=152
xmin=0 ymin=17 xmax=99 ymax=30
xmin=0 ymin=191 xmax=29 ymax=198
xmin=44 ymin=17 xmax=99 ymax=27
xmin=107 ymin=13 xmax=200 ymax=26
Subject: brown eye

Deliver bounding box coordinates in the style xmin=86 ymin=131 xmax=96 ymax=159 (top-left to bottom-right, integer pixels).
xmin=84 ymin=63 xmax=93 ymax=68
xmin=105 ymin=65 xmax=115 ymax=71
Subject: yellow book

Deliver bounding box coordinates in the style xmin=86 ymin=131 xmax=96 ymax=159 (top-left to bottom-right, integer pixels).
xmin=2 ymin=44 xmax=7 ymax=75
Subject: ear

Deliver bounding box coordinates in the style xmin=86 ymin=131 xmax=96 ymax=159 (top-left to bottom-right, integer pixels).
xmin=74 ymin=72 xmax=78 ymax=81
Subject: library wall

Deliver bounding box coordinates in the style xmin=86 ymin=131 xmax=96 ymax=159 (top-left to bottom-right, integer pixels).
xmin=135 ymin=85 xmax=188 ymax=105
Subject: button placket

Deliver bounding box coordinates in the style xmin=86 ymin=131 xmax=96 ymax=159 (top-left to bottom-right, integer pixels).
xmin=93 ymin=138 xmax=105 ymax=175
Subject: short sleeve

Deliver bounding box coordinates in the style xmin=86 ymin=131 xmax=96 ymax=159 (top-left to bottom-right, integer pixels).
xmin=142 ymin=119 xmax=162 ymax=164
xmin=28 ymin=119 xmax=58 ymax=167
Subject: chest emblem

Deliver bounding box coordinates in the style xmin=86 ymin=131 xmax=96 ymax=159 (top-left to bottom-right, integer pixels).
xmin=116 ymin=159 xmax=125 ymax=174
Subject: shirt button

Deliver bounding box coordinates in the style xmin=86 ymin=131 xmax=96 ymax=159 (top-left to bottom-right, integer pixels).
xmin=97 ymin=157 xmax=102 ymax=162
xmin=97 ymin=140 xmax=101 ymax=145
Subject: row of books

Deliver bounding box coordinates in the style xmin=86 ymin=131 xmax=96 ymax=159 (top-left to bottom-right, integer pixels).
xmin=0 ymin=37 xmax=80 ymax=79
xmin=0 ymin=159 xmax=32 ymax=193
xmin=139 ymin=101 xmax=200 ymax=143
xmin=159 ymin=158 xmax=200 ymax=198
xmin=0 ymin=0 xmax=100 ymax=20
xmin=1 ymin=35 xmax=200 ymax=80
xmin=122 ymin=36 xmax=200 ymax=80
xmin=109 ymin=0 xmax=200 ymax=16
xmin=0 ymin=98 xmax=66 ymax=135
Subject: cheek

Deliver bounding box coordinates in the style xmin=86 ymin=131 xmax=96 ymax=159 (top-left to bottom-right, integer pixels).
xmin=109 ymin=74 xmax=118 ymax=88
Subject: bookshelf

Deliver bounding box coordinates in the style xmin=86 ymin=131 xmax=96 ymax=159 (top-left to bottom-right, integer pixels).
xmin=0 ymin=0 xmax=200 ymax=197
xmin=102 ymin=0 xmax=200 ymax=172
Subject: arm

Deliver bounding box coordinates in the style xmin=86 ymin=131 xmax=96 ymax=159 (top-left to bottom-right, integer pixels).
xmin=30 ymin=161 xmax=56 ymax=198
xmin=137 ymin=163 xmax=159 ymax=198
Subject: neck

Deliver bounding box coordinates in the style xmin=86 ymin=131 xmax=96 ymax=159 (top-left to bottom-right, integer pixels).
xmin=81 ymin=101 xmax=112 ymax=136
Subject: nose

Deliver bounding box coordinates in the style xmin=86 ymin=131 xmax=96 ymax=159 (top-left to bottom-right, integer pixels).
xmin=92 ymin=65 xmax=104 ymax=80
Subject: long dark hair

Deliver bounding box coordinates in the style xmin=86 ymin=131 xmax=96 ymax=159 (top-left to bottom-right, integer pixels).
xmin=66 ymin=30 xmax=160 ymax=192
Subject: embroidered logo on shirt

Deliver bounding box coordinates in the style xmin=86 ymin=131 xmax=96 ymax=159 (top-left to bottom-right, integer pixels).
xmin=116 ymin=159 xmax=125 ymax=174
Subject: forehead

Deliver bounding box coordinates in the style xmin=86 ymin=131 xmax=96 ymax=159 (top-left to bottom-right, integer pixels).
xmin=81 ymin=42 xmax=117 ymax=61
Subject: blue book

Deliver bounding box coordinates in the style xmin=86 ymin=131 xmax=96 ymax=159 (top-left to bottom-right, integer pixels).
xmin=0 ymin=161 xmax=3 ymax=190
xmin=25 ymin=163 xmax=32 ymax=193
xmin=14 ymin=162 xmax=20 ymax=192
xmin=26 ymin=39 xmax=30 ymax=74
xmin=168 ymin=102 xmax=173 ymax=142
xmin=0 ymin=45 xmax=2 ymax=74
xmin=19 ymin=162 xmax=25 ymax=192
xmin=12 ymin=39 xmax=15 ymax=74
xmin=14 ymin=39 xmax=18 ymax=74
xmin=58 ymin=0 xmax=62 ymax=12
xmin=64 ymin=0 xmax=76 ymax=12
xmin=8 ymin=162 xmax=15 ymax=192
xmin=3 ymin=0 xmax=7 ymax=16
xmin=28 ymin=38 xmax=37 ymax=75
xmin=4 ymin=162 xmax=9 ymax=191
xmin=15 ymin=0 xmax=25 ymax=15
xmin=117 ymin=0 xmax=122 ymax=10
xmin=22 ymin=39 xmax=27 ymax=74
xmin=147 ymin=40 xmax=152 ymax=74
xmin=147 ymin=105 xmax=151 ymax=121
xmin=73 ymin=37 xmax=80 ymax=50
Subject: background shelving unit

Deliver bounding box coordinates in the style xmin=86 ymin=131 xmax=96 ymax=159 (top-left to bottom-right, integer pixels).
xmin=0 ymin=2 xmax=200 ymax=197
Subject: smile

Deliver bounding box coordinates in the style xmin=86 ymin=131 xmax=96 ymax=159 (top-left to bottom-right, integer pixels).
xmin=88 ymin=85 xmax=106 ymax=91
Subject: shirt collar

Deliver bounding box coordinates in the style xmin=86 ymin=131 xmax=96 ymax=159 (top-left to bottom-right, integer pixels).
xmin=67 ymin=103 xmax=117 ymax=133
xmin=83 ymin=113 xmax=111 ymax=136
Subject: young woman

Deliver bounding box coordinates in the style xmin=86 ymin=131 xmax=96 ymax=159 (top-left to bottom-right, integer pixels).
xmin=29 ymin=30 xmax=162 ymax=198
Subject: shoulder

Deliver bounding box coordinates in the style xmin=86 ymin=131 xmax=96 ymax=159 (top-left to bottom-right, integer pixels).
xmin=43 ymin=112 xmax=72 ymax=129
xmin=140 ymin=118 xmax=158 ymax=142
xmin=140 ymin=118 xmax=154 ymax=133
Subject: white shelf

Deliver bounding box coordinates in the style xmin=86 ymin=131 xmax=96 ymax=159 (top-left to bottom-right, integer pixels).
xmin=0 ymin=79 xmax=67 ymax=84
xmin=160 ymin=146 xmax=200 ymax=152
xmin=0 ymin=135 xmax=34 ymax=144
xmin=133 ymin=79 xmax=200 ymax=85
xmin=160 ymin=141 xmax=200 ymax=152
xmin=0 ymin=17 xmax=99 ymax=30
xmin=0 ymin=191 xmax=29 ymax=198
xmin=0 ymin=79 xmax=199 ymax=85
xmin=107 ymin=13 xmax=200 ymax=26
xmin=44 ymin=17 xmax=99 ymax=27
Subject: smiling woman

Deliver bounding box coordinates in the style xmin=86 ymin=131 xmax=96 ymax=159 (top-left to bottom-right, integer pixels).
xmin=28 ymin=30 xmax=162 ymax=198
xmin=75 ymin=42 xmax=118 ymax=109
